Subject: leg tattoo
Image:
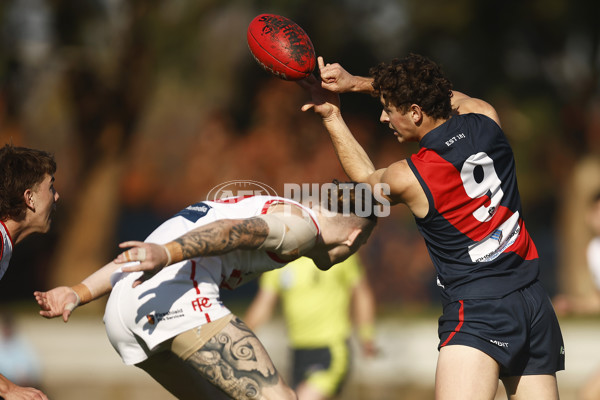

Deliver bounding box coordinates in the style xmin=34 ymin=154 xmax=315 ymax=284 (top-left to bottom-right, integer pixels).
xmin=185 ymin=317 xmax=280 ymax=399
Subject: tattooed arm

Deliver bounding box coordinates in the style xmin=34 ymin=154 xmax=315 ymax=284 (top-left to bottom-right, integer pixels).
xmin=34 ymin=218 xmax=271 ymax=318
xmin=169 ymin=218 xmax=269 ymax=260
xmin=114 ymin=218 xmax=270 ymax=287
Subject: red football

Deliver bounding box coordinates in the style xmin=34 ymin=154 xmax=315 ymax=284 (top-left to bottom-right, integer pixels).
xmin=247 ymin=14 xmax=316 ymax=81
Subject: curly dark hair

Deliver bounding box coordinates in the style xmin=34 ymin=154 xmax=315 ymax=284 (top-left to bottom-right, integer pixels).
xmin=0 ymin=144 xmax=56 ymax=221
xmin=369 ymin=53 xmax=454 ymax=120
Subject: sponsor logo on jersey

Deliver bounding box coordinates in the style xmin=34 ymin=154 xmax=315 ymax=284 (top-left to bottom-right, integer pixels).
xmin=176 ymin=202 xmax=212 ymax=222
xmin=490 ymin=229 xmax=503 ymax=243
xmin=468 ymin=212 xmax=520 ymax=262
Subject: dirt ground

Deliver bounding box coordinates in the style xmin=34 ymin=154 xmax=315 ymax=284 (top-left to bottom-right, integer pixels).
xmin=12 ymin=312 xmax=598 ymax=400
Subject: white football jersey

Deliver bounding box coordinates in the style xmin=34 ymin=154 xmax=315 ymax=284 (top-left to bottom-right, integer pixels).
xmin=104 ymin=196 xmax=320 ymax=365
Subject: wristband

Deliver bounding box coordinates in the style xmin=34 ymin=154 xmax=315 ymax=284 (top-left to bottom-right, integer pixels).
xmin=163 ymin=242 xmax=183 ymax=266
xmin=162 ymin=245 xmax=172 ymax=266
xmin=70 ymin=283 xmax=93 ymax=306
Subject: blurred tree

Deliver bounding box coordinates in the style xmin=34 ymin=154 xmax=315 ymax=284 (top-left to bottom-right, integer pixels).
xmin=46 ymin=0 xmax=151 ymax=295
xmin=0 ymin=0 xmax=598 ymax=306
xmin=0 ymin=0 xmax=238 ymax=300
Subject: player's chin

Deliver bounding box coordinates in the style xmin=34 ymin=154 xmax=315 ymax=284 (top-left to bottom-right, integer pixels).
xmin=316 ymin=262 xmax=333 ymax=271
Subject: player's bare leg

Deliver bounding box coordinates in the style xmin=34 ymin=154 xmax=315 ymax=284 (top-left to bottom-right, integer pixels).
xmin=137 ymin=350 xmax=229 ymax=399
xmin=435 ymin=345 xmax=500 ymax=400
xmin=295 ymin=382 xmax=329 ymax=400
xmin=579 ymin=368 xmax=600 ymax=400
xmin=183 ymin=317 xmax=296 ymax=400
xmin=501 ymin=374 xmax=559 ymax=400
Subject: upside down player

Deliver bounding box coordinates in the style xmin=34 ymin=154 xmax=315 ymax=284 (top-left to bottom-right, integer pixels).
xmin=299 ymin=54 xmax=564 ymax=399
xmin=34 ymin=182 xmax=377 ymax=400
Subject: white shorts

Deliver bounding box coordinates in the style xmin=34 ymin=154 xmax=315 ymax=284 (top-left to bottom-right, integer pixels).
xmin=103 ymin=259 xmax=231 ymax=365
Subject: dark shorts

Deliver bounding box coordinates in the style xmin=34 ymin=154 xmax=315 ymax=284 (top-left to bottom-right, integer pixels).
xmin=291 ymin=340 xmax=351 ymax=396
xmin=438 ymin=280 xmax=565 ymax=376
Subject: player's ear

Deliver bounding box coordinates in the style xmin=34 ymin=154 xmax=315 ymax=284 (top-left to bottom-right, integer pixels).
xmin=410 ymin=104 xmax=423 ymax=124
xmin=343 ymin=228 xmax=362 ymax=247
xmin=24 ymin=188 xmax=35 ymax=210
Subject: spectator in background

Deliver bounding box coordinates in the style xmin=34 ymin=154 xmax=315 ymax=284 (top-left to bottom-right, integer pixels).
xmin=554 ymin=191 xmax=600 ymax=317
xmin=584 ymin=192 xmax=600 ymax=302
xmin=556 ymin=192 xmax=600 ymax=400
xmin=0 ymin=311 xmax=42 ymax=391
xmin=244 ymin=254 xmax=377 ymax=400
xmin=579 ymin=192 xmax=600 ymax=400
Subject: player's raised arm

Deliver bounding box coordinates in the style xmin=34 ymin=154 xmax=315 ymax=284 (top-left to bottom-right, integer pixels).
xmin=318 ymin=56 xmax=375 ymax=94
xmin=299 ymin=67 xmax=381 ymax=188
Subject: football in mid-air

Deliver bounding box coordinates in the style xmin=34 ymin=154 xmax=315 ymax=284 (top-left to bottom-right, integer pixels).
xmin=247 ymin=14 xmax=316 ymax=81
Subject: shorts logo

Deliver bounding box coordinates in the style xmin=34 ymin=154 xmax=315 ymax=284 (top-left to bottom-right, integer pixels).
xmin=192 ymin=297 xmax=212 ymax=312
xmin=490 ymin=339 xmax=509 ymax=348
xmin=145 ymin=309 xmax=185 ymax=326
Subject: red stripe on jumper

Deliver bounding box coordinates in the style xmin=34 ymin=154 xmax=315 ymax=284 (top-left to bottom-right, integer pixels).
xmin=190 ymin=260 xmax=201 ymax=295
xmin=0 ymin=220 xmax=12 ymax=260
xmin=213 ymin=195 xmax=255 ymax=204
xmin=0 ymin=220 xmax=13 ymax=246
xmin=441 ymin=300 xmax=464 ymax=347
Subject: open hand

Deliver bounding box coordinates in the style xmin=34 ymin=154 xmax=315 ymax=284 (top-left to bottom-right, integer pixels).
xmin=1 ymin=381 xmax=49 ymax=400
xmin=298 ymin=82 xmax=341 ymax=122
xmin=34 ymin=286 xmax=78 ymax=323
